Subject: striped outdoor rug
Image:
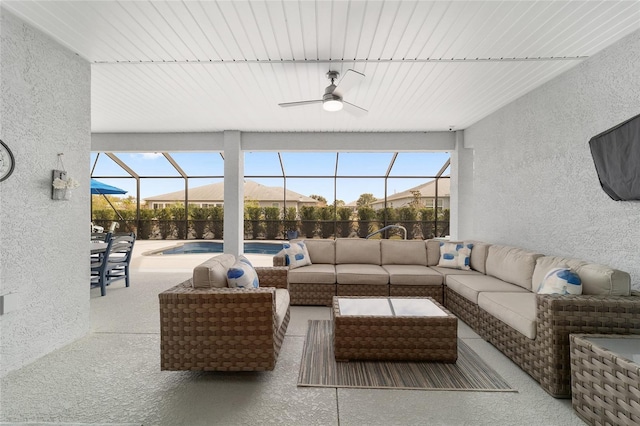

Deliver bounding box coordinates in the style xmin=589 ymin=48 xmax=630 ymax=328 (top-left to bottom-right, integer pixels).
xmin=298 ymin=320 xmax=515 ymax=392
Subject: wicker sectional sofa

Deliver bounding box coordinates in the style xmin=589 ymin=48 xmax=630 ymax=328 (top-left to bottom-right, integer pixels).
xmin=275 ymin=238 xmax=640 ymax=398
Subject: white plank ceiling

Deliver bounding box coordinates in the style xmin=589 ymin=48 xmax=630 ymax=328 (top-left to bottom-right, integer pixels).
xmin=4 ymin=1 xmax=639 ymax=133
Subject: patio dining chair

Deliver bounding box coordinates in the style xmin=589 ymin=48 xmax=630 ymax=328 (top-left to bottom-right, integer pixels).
xmin=91 ymin=233 xmax=135 ymax=296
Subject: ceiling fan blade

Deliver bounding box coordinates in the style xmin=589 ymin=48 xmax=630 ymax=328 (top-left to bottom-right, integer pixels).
xmin=334 ymin=69 xmax=365 ymax=97
xmin=278 ymin=100 xmax=323 ymax=108
xmin=343 ymin=101 xmax=368 ymax=117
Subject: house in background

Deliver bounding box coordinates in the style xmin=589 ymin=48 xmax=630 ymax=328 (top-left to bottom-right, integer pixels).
xmin=143 ymin=180 xmax=318 ymax=212
xmin=370 ymin=179 xmax=451 ymax=210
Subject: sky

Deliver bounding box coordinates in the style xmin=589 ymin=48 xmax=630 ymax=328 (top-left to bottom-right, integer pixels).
xmin=90 ymin=152 xmax=450 ymax=204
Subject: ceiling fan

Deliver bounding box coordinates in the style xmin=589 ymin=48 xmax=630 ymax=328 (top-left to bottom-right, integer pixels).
xmin=278 ymin=69 xmax=367 ymax=116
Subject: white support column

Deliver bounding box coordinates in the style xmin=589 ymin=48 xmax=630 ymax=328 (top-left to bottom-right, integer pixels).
xmin=223 ymin=131 xmax=244 ymax=256
xmin=449 ymin=130 xmax=463 ymax=240
xmin=449 ymin=130 xmax=474 ymax=240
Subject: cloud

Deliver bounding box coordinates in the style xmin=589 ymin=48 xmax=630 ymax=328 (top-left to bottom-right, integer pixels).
xmin=133 ymin=153 xmax=163 ymax=160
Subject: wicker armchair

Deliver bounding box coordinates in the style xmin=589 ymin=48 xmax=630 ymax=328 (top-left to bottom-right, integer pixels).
xmin=159 ymin=267 xmax=290 ymax=371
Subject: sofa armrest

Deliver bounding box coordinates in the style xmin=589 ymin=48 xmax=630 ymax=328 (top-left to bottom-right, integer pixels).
xmin=535 ymin=293 xmax=640 ymax=396
xmin=159 ymin=280 xmax=277 ymax=321
xmin=273 ymin=253 xmax=287 ymax=267
xmin=160 ymin=279 xmax=276 ymax=297
xmin=537 ymin=293 xmax=640 ymax=333
xmin=256 ymin=266 xmax=288 ymax=289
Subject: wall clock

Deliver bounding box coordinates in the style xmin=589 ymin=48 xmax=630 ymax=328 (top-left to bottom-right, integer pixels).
xmin=0 ymin=140 xmax=15 ymax=182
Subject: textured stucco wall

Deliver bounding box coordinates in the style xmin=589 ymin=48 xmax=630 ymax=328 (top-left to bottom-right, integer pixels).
xmin=0 ymin=9 xmax=91 ymax=376
xmin=461 ymin=29 xmax=640 ymax=290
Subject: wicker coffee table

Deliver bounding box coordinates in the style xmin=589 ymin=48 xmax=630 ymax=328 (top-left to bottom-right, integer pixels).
xmin=570 ymin=334 xmax=640 ymax=426
xmin=332 ymin=296 xmax=458 ymax=363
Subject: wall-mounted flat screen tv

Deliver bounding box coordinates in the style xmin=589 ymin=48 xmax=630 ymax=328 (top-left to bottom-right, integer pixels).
xmin=589 ymin=113 xmax=640 ymax=201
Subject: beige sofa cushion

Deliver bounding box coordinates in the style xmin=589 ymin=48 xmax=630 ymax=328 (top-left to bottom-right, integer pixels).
xmin=577 ymin=264 xmax=631 ymax=296
xmin=287 ymin=264 xmax=336 ymax=284
xmin=382 ymin=265 xmax=443 ymax=286
xmin=294 ymin=239 xmax=336 ymax=264
xmin=275 ymin=289 xmax=290 ymax=330
xmin=467 ymin=241 xmax=490 ymax=274
xmin=426 ymin=239 xmax=441 ymax=266
xmin=533 ymin=256 xmax=631 ymax=296
xmin=446 ymin=274 xmax=528 ymax=304
xmin=381 ymin=240 xmax=428 ymax=265
xmin=336 ymin=264 xmax=389 ymax=285
xmin=478 ymin=292 xmax=537 ymax=339
xmin=335 ymin=239 xmax=381 ymax=265
xmin=485 ymin=245 xmax=543 ymax=291
xmin=192 ymin=254 xmax=237 ymax=288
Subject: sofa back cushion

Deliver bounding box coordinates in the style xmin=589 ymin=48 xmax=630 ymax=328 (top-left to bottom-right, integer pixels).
xmin=485 ymin=245 xmax=543 ymax=291
xmin=533 ymin=255 xmax=630 ymax=296
xmin=335 ymin=238 xmax=381 ymax=265
xmin=466 ymin=241 xmax=490 ymax=274
xmin=426 ymin=239 xmax=441 ymax=266
xmin=192 ymin=254 xmax=237 ymax=288
xmin=294 ymin=239 xmax=336 ymax=264
xmin=381 ymin=240 xmax=427 ymax=265
xmin=577 ymin=264 xmax=631 ymax=296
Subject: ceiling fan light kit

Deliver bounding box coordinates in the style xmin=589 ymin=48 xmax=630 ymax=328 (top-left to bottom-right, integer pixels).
xmin=323 ymin=98 xmax=343 ymax=112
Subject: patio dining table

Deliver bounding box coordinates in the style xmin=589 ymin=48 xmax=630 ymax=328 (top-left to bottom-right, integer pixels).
xmin=91 ymin=242 xmax=108 ymax=254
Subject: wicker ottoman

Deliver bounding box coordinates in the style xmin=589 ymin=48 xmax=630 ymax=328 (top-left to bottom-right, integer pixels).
xmin=332 ymin=296 xmax=457 ymax=363
xmin=570 ymin=334 xmax=640 ymax=425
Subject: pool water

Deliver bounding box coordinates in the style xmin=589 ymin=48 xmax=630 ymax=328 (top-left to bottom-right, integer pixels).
xmin=157 ymin=241 xmax=283 ymax=255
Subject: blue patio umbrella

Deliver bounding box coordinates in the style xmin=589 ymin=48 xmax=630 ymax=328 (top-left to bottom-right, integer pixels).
xmin=91 ymin=179 xmax=128 ymax=220
xmin=90 ymin=179 xmax=127 ymax=195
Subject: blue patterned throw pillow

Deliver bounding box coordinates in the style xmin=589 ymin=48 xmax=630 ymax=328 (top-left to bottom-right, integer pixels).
xmin=282 ymin=241 xmax=312 ymax=270
xmin=226 ymin=259 xmax=259 ymax=288
xmin=437 ymin=242 xmax=473 ymax=270
xmin=238 ymin=254 xmax=253 ymax=267
xmin=537 ymin=268 xmax=582 ymax=295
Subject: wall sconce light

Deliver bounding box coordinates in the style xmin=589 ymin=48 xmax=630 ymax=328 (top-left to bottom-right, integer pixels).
xmin=51 ymin=153 xmax=79 ymax=200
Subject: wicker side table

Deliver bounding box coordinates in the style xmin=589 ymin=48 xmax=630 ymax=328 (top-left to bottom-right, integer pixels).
xmin=570 ymin=334 xmax=640 ymax=425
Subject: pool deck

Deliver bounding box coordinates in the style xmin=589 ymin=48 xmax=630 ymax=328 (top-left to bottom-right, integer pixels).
xmin=131 ymin=240 xmax=280 ymax=272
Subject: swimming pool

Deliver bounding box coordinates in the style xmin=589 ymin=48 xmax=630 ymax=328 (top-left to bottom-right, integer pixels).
xmin=151 ymin=241 xmax=283 ymax=255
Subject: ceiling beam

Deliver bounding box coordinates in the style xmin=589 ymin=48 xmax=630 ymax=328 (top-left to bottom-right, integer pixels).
xmin=92 ymin=132 xmax=224 ymax=152
xmin=93 ymin=131 xmax=456 ymax=152
xmin=242 ymin=132 xmax=455 ymax=152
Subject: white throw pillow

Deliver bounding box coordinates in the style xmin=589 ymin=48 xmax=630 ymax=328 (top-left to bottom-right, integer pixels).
xmin=238 ymin=254 xmax=253 ymax=267
xmin=282 ymin=241 xmax=312 ymax=269
xmin=537 ymin=267 xmax=582 ymax=295
xmin=437 ymin=242 xmax=473 ymax=270
xmin=227 ymin=260 xmax=259 ymax=288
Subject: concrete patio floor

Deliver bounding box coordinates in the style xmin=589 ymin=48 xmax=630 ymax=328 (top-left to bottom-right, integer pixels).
xmin=0 ymin=241 xmax=585 ymax=425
